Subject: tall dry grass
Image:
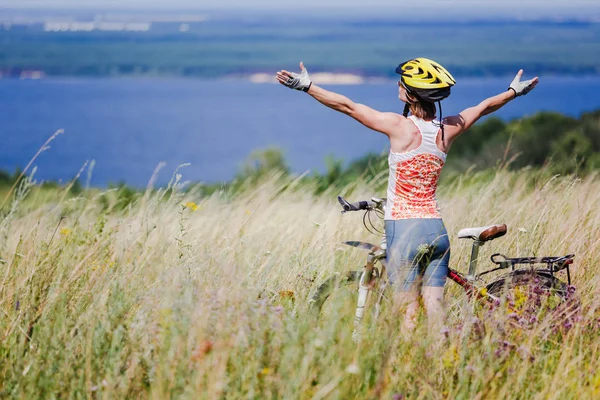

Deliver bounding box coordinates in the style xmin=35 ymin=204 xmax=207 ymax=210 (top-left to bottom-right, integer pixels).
xmin=1 ymin=169 xmax=600 ymax=399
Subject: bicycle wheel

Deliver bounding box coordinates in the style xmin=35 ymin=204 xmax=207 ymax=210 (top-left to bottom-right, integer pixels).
xmin=309 ymin=270 xmax=362 ymax=318
xmin=486 ymin=270 xmax=578 ymax=322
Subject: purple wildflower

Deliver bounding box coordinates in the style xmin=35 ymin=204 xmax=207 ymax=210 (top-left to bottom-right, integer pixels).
xmin=272 ymin=305 xmax=284 ymax=314
xmin=441 ymin=326 xmax=450 ymax=338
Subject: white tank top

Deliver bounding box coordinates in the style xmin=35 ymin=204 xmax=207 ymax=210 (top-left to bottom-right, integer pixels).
xmin=385 ymin=116 xmax=447 ymax=220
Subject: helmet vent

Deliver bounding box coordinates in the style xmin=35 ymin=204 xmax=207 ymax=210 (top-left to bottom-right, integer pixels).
xmin=395 ymin=57 xmax=456 ymax=90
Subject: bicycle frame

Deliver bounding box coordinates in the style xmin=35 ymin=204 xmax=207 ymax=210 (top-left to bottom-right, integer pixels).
xmin=349 ymin=236 xmax=496 ymax=328
xmin=341 ymin=196 xmax=574 ymax=328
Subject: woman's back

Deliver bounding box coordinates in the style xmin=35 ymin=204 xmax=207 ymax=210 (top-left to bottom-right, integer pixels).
xmin=385 ymin=116 xmax=446 ymax=220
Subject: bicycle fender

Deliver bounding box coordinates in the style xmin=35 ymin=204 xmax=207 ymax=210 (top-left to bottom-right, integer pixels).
xmin=344 ymin=241 xmax=382 ymax=252
xmin=485 ymin=269 xmax=563 ymax=293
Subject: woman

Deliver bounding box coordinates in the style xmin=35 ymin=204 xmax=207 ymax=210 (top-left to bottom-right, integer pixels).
xmin=276 ymin=58 xmax=537 ymax=329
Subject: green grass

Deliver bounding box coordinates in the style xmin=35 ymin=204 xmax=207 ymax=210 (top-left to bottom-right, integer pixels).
xmin=1 ymin=167 xmax=600 ymax=398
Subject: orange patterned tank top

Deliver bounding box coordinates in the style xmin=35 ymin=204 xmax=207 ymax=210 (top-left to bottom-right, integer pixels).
xmin=385 ymin=116 xmax=447 ymax=220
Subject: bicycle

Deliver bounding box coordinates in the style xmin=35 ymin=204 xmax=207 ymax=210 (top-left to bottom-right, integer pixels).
xmin=310 ymin=196 xmax=577 ymax=332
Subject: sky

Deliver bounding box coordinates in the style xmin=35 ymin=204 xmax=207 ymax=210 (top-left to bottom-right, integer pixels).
xmin=1 ymin=0 xmax=599 ymax=20
xmin=0 ymin=0 xmax=597 ymax=9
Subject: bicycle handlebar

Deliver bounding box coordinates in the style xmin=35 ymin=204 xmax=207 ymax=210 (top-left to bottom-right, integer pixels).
xmin=338 ymin=197 xmax=371 ymax=212
xmin=337 ymin=196 xmax=384 ymax=213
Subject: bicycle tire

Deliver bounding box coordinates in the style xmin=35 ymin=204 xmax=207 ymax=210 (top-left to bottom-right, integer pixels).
xmin=309 ymin=270 xmax=362 ymax=317
xmin=485 ymin=269 xmax=578 ymax=319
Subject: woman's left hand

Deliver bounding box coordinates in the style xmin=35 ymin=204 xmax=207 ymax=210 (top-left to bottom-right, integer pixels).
xmin=276 ymin=62 xmax=312 ymax=92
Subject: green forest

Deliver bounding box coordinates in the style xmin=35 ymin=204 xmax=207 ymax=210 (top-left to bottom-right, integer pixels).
xmin=2 ymin=19 xmax=600 ymax=78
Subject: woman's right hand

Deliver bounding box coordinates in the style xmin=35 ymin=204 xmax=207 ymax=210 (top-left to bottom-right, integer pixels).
xmin=509 ymin=69 xmax=539 ymax=97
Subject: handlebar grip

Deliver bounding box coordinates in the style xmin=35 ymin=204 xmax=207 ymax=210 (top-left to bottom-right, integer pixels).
xmin=338 ymin=196 xmax=373 ymax=212
xmin=351 ymin=201 xmax=370 ymax=210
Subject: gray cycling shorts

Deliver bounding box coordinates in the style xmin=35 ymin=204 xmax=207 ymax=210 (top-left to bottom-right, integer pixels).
xmin=384 ymin=218 xmax=450 ymax=291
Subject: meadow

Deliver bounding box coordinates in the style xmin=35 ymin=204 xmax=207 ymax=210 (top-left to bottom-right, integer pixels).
xmin=1 ymin=165 xmax=600 ymax=399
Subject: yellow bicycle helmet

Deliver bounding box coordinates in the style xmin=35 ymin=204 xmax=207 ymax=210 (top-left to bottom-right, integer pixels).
xmin=396 ymin=57 xmax=456 ymax=142
xmin=396 ymin=57 xmax=456 ymax=91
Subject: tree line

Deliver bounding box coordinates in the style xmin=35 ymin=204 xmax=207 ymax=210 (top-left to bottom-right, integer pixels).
xmin=208 ymin=110 xmax=600 ymax=196
xmin=2 ymin=110 xmax=599 ymax=207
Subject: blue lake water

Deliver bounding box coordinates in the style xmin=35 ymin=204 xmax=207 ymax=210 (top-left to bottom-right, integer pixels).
xmin=1 ymin=76 xmax=600 ymax=187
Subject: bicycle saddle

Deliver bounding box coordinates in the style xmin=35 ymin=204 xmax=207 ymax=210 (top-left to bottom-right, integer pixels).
xmin=458 ymin=224 xmax=507 ymax=242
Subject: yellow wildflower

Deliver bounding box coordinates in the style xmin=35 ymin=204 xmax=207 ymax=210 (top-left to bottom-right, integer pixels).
xmin=60 ymin=228 xmax=72 ymax=236
xmin=260 ymin=367 xmax=271 ymax=376
xmin=442 ymin=344 xmax=459 ymax=369
xmin=182 ymin=202 xmax=199 ymax=212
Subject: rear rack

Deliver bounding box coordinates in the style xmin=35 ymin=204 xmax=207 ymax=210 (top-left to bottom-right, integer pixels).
xmin=480 ymin=253 xmax=575 ymax=285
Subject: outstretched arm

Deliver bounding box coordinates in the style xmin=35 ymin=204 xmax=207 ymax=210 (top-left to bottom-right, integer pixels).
xmin=444 ymin=70 xmax=538 ymax=145
xmin=306 ymin=84 xmax=403 ymax=136
xmin=276 ymin=62 xmax=402 ymax=136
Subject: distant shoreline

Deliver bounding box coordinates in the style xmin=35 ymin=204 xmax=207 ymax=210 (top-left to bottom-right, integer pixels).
xmin=3 ymin=70 xmax=600 ymax=83
xmin=247 ymin=72 xmax=392 ymax=85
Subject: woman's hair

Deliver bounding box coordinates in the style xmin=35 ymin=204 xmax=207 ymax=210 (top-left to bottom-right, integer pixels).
xmin=407 ymin=94 xmax=436 ymax=120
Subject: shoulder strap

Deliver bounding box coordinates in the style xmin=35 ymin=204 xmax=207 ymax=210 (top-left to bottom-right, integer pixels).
xmin=408 ymin=116 xmax=439 ymax=138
